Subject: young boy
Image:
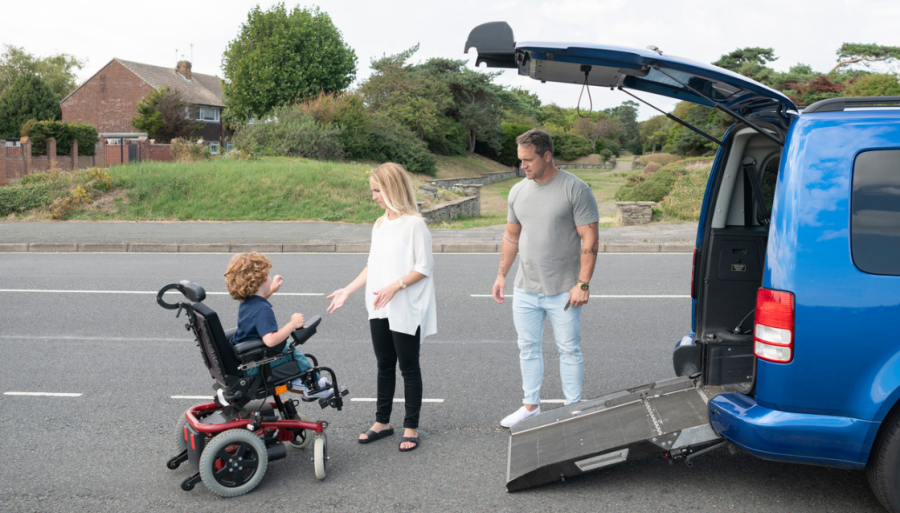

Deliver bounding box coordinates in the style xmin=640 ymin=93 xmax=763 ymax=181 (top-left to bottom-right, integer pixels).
xmin=225 ymin=252 xmax=330 ymax=398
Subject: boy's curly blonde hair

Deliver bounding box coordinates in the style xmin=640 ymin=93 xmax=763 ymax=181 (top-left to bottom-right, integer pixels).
xmin=224 ymin=252 xmax=272 ymax=301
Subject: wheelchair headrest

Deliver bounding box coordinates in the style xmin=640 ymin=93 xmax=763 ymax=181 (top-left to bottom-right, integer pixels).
xmin=157 ymin=281 xmax=207 ymax=310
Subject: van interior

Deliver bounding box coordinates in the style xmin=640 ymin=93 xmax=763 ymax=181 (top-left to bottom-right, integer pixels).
xmin=694 ymin=125 xmax=783 ymax=394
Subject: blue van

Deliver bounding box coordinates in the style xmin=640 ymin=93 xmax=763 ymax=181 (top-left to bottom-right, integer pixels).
xmin=466 ymin=22 xmax=900 ymax=512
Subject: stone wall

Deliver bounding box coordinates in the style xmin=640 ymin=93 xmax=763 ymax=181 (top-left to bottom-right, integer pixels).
xmin=421 ymin=184 xmax=482 ymax=223
xmin=558 ymin=159 xmax=615 ymax=170
xmin=617 ymin=201 xmax=655 ymax=225
xmin=429 ymin=169 xmax=517 ymax=190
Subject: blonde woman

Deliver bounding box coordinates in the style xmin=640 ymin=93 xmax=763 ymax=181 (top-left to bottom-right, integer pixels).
xmin=326 ymin=162 xmax=436 ymax=452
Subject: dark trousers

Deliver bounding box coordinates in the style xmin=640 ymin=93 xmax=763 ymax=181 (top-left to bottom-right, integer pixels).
xmin=369 ymin=319 xmax=422 ymax=429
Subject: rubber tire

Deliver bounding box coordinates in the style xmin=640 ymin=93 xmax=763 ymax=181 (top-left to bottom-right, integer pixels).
xmin=199 ymin=429 xmax=268 ymax=497
xmin=867 ymin=411 xmax=900 ymax=512
xmin=288 ymin=413 xmax=314 ymax=450
xmin=314 ymin=436 xmax=327 ymax=480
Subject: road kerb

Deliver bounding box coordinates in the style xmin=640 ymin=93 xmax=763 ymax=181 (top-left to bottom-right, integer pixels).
xmin=28 ymin=243 xmax=78 ymax=252
xmin=335 ymin=244 xmax=370 ymax=253
xmin=604 ymin=244 xmax=661 ymax=253
xmin=77 ymin=243 xmax=128 ymax=252
xmin=178 ymin=244 xmax=231 ymax=253
xmin=129 ymin=243 xmax=179 ymax=253
xmin=283 ymin=244 xmax=337 ymax=253
xmin=442 ymin=243 xmax=498 ymax=253
xmin=659 ymin=243 xmax=695 ymax=253
xmin=0 ymin=243 xmax=28 ymax=252
xmin=231 ymin=243 xmax=284 ymax=253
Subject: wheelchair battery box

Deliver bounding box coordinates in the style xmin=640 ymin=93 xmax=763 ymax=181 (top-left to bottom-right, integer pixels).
xmin=185 ymin=423 xmax=208 ymax=470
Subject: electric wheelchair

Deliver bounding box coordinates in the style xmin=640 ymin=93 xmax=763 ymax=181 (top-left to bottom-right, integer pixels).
xmin=157 ymin=281 xmax=349 ymax=497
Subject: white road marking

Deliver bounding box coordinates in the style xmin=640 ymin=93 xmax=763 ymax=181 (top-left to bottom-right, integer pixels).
xmin=351 ymin=398 xmax=445 ymax=403
xmin=0 ymin=289 xmax=322 ymax=296
xmin=171 ymin=395 xmax=213 ymax=400
xmin=4 ymin=392 xmax=82 ymax=397
xmin=540 ymin=399 xmax=566 ymax=404
xmin=470 ymin=294 xmax=689 ymax=298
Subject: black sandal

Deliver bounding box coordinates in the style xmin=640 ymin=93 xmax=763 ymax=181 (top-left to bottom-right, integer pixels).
xmin=399 ymin=436 xmax=420 ymax=452
xmin=358 ymin=427 xmax=394 ymax=444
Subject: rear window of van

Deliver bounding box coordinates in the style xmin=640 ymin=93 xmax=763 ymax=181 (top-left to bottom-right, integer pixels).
xmin=852 ymin=149 xmax=900 ymax=275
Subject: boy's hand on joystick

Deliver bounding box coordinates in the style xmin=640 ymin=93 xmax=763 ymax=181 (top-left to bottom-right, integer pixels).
xmin=291 ymin=313 xmax=305 ymax=330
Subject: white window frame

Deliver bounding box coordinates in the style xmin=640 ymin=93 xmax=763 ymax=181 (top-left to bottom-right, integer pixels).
xmin=225 ymin=141 xmax=233 ymax=151
xmin=208 ymin=141 xmax=220 ymax=155
xmin=198 ymin=107 xmax=220 ymax=122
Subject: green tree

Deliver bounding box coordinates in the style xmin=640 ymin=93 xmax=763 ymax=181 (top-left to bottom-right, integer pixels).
xmin=221 ymin=3 xmax=357 ymax=122
xmin=0 ymin=44 xmax=84 ymax=99
xmin=713 ymin=47 xmax=778 ymax=72
xmin=0 ymin=74 xmax=61 ymax=137
xmin=604 ymin=101 xmax=641 ymax=154
xmin=830 ymin=43 xmax=900 ymax=74
xmin=571 ymin=115 xmax=619 ymax=151
xmin=639 ymin=115 xmax=673 ymax=153
xmin=131 ymin=86 xmax=201 ymax=143
xmin=360 ymin=47 xmax=451 ymax=144
xmin=845 ymin=73 xmax=900 ymax=97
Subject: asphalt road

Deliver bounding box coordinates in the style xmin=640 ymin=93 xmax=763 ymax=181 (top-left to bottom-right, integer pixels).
xmin=0 ymin=253 xmax=882 ymax=512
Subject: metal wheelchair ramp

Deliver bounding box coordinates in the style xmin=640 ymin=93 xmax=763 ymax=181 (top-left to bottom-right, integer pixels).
xmin=506 ymin=376 xmax=727 ymax=491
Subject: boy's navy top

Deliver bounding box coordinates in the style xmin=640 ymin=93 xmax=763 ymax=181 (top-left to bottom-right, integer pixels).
xmin=231 ymin=295 xmax=278 ymax=345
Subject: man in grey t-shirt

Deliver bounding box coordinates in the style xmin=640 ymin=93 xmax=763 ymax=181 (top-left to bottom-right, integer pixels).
xmin=492 ymin=129 xmax=599 ymax=428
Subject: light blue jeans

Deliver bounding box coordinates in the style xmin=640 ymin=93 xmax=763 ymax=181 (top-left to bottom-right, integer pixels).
xmin=513 ymin=287 xmax=583 ymax=405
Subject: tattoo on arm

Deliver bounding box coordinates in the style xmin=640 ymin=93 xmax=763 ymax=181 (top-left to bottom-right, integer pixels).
xmin=504 ymin=236 xmax=519 ymax=245
xmin=581 ymin=248 xmax=598 ymax=255
xmin=498 ymin=255 xmax=506 ymax=276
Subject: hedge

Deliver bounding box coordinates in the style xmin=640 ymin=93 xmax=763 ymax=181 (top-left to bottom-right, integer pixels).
xmin=21 ymin=120 xmax=99 ymax=156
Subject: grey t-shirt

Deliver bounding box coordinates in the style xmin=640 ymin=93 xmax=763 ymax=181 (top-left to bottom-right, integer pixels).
xmin=508 ymin=170 xmax=600 ymax=295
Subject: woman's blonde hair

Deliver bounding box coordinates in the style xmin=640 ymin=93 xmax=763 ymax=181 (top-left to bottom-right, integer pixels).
xmin=224 ymin=252 xmax=272 ymax=301
xmin=371 ymin=162 xmax=422 ymax=227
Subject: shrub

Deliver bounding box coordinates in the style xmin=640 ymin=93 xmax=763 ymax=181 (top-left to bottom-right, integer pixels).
xmin=642 ymin=161 xmax=662 ymax=177
xmin=232 ymin=105 xmax=344 ymax=160
xmin=615 ymin=165 xmax=686 ymax=202
xmin=297 ymin=92 xmax=371 ymax=160
xmin=366 ymin=114 xmax=436 ymax=176
xmin=659 ymin=164 xmax=713 ymax=220
xmin=633 ymin=153 xmax=680 ymax=168
xmin=21 ymin=119 xmax=98 ymax=156
xmin=599 ymin=148 xmax=614 ymax=162
xmin=488 ymin=122 xmax=534 ymax=167
xmin=0 ymin=167 xmax=112 ymax=218
xmin=172 ymin=138 xmax=211 ymax=162
xmin=551 ymin=132 xmax=593 ymax=161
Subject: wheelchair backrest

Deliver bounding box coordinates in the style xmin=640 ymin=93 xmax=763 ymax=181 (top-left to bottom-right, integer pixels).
xmin=188 ymin=302 xmax=243 ymax=385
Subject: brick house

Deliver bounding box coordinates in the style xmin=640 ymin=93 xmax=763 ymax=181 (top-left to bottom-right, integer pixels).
xmin=60 ymin=59 xmax=228 ymax=153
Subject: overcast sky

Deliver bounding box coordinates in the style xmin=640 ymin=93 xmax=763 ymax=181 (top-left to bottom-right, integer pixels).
xmin=5 ymin=0 xmax=899 ymax=120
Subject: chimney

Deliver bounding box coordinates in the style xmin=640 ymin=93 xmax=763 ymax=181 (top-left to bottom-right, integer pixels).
xmin=176 ymin=60 xmax=192 ymax=81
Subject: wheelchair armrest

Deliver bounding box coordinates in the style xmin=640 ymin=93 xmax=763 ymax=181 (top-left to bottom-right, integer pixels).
xmin=290 ymin=315 xmax=322 ymax=346
xmin=233 ymin=338 xmax=285 ymax=364
xmin=224 ymin=327 xmax=236 ymax=340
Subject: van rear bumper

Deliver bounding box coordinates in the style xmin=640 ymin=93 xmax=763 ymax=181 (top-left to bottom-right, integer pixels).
xmin=708 ymin=393 xmax=877 ymax=469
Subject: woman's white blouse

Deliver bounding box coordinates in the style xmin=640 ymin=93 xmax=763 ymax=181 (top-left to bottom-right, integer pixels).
xmin=365 ymin=214 xmax=437 ymax=340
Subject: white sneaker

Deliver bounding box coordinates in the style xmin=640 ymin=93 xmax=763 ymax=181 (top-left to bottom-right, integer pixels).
xmin=500 ymin=405 xmax=541 ymax=428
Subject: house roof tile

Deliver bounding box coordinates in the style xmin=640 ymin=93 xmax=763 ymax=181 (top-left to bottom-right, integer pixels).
xmin=115 ymin=58 xmax=224 ymax=107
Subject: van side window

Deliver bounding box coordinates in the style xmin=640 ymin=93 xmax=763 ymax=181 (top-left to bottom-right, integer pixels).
xmin=851 ymin=150 xmax=900 ymax=275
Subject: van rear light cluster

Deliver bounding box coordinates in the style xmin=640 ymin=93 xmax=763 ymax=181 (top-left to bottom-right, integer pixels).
xmin=753 ymin=288 xmax=795 ymax=363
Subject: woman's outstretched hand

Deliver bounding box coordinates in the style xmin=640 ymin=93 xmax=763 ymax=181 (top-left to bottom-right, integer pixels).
xmin=326 ymin=288 xmax=351 ymax=313
xmin=372 ymin=283 xmax=399 ymax=310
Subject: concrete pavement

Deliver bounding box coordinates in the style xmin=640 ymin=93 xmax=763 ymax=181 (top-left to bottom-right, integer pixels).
xmin=0 ymin=220 xmax=698 ymax=253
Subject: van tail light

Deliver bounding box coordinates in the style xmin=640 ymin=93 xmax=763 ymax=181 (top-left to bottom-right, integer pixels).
xmin=691 ymin=248 xmax=698 ymax=299
xmin=753 ymin=288 xmax=795 ymax=363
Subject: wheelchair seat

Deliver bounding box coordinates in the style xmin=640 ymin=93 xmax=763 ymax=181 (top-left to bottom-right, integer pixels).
xmin=187 ymin=302 xmax=312 ymax=403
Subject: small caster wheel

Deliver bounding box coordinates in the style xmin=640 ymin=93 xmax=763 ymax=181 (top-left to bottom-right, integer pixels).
xmin=314 ymin=435 xmax=327 ymax=480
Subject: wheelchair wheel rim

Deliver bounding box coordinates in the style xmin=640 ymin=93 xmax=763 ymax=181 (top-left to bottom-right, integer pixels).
xmin=212 ymin=441 xmax=261 ymax=487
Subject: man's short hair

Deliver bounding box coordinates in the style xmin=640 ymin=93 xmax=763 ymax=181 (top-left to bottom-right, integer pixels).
xmin=516 ymin=129 xmax=554 ymax=158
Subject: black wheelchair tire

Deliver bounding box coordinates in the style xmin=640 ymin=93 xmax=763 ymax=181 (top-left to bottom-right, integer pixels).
xmin=174 ymin=414 xmax=189 ymax=453
xmin=199 ymin=429 xmax=268 ymax=497
xmin=287 ymin=413 xmax=314 ymax=450
xmin=867 ymin=411 xmax=900 ymax=513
